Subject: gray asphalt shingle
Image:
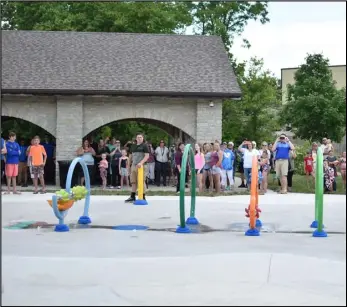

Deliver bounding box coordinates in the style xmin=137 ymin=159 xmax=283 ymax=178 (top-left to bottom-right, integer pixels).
xmin=2 ymin=30 xmax=241 ymax=97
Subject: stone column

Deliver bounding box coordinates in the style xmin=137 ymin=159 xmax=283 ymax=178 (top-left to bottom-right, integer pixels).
xmin=55 ymin=95 xmax=84 ymax=186
xmin=196 ymin=99 xmax=222 ymax=143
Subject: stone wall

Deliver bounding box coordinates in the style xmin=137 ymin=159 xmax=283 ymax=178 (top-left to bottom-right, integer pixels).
xmin=1 ymin=94 xmax=224 ymax=184
xmin=196 ymin=99 xmax=223 ymax=143
xmin=82 ymin=96 xmax=197 ymax=139
xmin=2 ymin=95 xmax=57 ymax=136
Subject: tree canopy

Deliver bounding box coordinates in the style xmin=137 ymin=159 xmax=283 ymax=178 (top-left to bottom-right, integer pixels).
xmin=222 ymin=58 xmax=281 ymax=144
xmin=280 ymin=53 xmax=346 ymax=143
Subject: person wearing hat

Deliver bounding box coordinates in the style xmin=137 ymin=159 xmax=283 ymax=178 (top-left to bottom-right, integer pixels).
xmin=272 ymin=133 xmax=295 ymax=194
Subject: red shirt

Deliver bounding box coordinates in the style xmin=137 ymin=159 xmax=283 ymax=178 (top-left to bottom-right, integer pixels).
xmin=304 ymin=156 xmax=313 ymax=172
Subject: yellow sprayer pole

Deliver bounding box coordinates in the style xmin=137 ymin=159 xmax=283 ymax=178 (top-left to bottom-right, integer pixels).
xmin=133 ymin=166 xmax=148 ymax=205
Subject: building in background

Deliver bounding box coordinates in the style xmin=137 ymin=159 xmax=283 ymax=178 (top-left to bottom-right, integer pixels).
xmin=280 ymin=65 xmax=346 ymax=151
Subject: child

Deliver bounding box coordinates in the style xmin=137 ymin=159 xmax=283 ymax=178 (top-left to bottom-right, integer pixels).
xmin=324 ymin=160 xmax=335 ymax=193
xmin=28 ymin=136 xmax=47 ymax=194
xmin=339 ymin=151 xmax=346 ymax=190
xmin=99 ymin=153 xmax=108 ymax=190
xmin=259 ymin=151 xmax=269 ymax=194
xmin=4 ymin=132 xmax=21 ymax=194
xmin=304 ymin=150 xmax=314 ymax=188
xmin=119 ymin=149 xmax=129 ymax=189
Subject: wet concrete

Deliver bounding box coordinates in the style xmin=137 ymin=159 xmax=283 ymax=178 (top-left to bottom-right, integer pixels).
xmin=2 ymin=193 xmax=346 ymax=306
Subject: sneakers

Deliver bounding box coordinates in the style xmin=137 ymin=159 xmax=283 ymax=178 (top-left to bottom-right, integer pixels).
xmin=124 ymin=196 xmax=136 ymax=203
xmin=125 ymin=192 xmax=136 ymax=203
xmin=238 ymin=183 xmax=246 ymax=188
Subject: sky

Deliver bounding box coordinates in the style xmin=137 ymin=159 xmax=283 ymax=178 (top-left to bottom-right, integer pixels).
xmin=189 ymin=2 xmax=346 ymax=78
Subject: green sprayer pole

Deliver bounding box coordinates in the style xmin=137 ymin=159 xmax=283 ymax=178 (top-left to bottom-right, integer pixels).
xmin=179 ymin=144 xmax=190 ymax=228
xmin=189 ymin=146 xmax=196 ymax=218
xmin=316 ymin=147 xmax=324 ymax=232
xmin=314 ymin=178 xmax=319 ymax=221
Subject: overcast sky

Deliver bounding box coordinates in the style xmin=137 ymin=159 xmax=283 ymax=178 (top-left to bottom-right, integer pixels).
xmin=189 ymin=2 xmax=346 ymax=77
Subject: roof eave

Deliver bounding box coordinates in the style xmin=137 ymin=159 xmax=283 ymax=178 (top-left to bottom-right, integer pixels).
xmin=1 ymin=88 xmax=242 ymax=99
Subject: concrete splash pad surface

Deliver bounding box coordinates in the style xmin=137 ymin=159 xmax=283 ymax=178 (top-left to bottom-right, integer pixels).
xmin=2 ymin=193 xmax=346 ymax=306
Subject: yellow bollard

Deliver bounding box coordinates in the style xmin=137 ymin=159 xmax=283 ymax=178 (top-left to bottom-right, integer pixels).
xmin=133 ymin=166 xmax=148 ymax=205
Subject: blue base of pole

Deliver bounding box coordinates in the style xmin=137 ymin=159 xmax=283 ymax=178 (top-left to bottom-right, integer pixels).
xmin=245 ymin=228 xmax=260 ymax=236
xmin=175 ymin=226 xmax=191 ymax=234
xmin=133 ymin=199 xmax=148 ymax=206
xmin=310 ymin=220 xmax=318 ymax=228
xmin=312 ymin=229 xmax=328 ymax=237
xmin=310 ymin=220 xmax=325 ymax=229
xmin=255 ymin=219 xmax=262 ymax=227
xmin=186 ymin=217 xmax=199 ymax=225
xmin=54 ymin=224 xmax=69 ymax=232
xmin=78 ymin=216 xmax=92 ymax=225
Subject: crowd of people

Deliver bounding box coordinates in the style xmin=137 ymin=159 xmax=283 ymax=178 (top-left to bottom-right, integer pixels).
xmin=1 ymin=132 xmax=346 ymax=196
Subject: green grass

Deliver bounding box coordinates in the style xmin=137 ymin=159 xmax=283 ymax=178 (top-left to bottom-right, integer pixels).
xmin=267 ymin=174 xmax=346 ymax=195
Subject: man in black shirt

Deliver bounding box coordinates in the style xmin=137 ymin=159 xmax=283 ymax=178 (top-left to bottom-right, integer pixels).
xmin=125 ymin=133 xmax=149 ymax=203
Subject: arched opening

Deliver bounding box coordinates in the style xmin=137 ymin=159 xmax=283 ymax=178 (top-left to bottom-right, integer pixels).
xmin=80 ymin=118 xmax=194 ymax=188
xmin=1 ymin=116 xmax=57 ymax=185
xmin=83 ymin=118 xmax=195 ymax=145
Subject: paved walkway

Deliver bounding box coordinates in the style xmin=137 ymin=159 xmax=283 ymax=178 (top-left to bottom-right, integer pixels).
xmin=2 ymin=193 xmax=346 ymax=305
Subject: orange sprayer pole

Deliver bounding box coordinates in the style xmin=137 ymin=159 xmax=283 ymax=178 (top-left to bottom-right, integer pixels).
xmin=245 ymin=155 xmax=260 ymax=236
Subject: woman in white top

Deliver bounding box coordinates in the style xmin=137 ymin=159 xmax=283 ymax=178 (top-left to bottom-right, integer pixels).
xmin=238 ymin=140 xmax=260 ymax=188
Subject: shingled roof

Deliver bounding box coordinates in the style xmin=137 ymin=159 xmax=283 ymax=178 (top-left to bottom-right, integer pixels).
xmin=2 ymin=30 xmax=241 ymax=98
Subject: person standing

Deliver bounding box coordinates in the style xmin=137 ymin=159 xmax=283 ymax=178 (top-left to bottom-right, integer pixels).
xmin=26 ymin=139 xmax=35 ymax=184
xmin=18 ymin=139 xmax=28 ymax=187
xmin=238 ymin=140 xmax=259 ymax=189
xmin=28 ymin=136 xmax=47 ymax=194
xmin=1 ymin=137 xmax=6 ymax=188
xmin=41 ymin=135 xmax=55 ymax=184
xmin=154 ymin=140 xmax=169 ymax=186
xmin=326 ymin=149 xmax=338 ymax=192
xmin=96 ymin=139 xmax=111 ymax=187
xmin=174 ymin=143 xmax=185 ymax=193
xmin=194 ymin=143 xmax=205 ymax=193
xmin=221 ymin=142 xmax=235 ymax=191
xmin=339 ymin=151 xmax=346 ymax=190
xmin=110 ymin=140 xmax=122 ymax=189
xmin=287 ymin=149 xmax=296 ymax=192
xmin=272 ymin=134 xmax=295 ymax=194
xmin=146 ymin=142 xmax=156 ymax=185
xmin=125 ymin=133 xmax=149 ymax=203
xmin=4 ymin=132 xmax=21 ymax=194
xmin=76 ymin=139 xmax=96 ymax=186
xmin=98 ymin=153 xmax=109 ymax=190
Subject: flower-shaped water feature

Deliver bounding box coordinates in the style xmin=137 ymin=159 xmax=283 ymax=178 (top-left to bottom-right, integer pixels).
xmin=48 ymin=158 xmax=92 ymax=232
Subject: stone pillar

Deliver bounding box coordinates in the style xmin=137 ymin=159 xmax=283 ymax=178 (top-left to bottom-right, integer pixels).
xmin=196 ymin=99 xmax=222 ymax=143
xmin=55 ymin=95 xmax=84 ymax=186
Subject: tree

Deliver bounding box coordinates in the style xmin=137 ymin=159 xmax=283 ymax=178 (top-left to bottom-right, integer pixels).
xmin=280 ymin=53 xmax=346 ymax=142
xmin=191 ymin=1 xmax=269 ymax=60
xmin=1 ymin=2 xmax=193 ymax=33
xmin=222 ymin=58 xmax=281 ymax=144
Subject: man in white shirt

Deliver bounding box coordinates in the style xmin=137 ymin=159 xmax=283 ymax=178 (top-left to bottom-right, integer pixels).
xmin=155 ymin=140 xmax=169 ymax=186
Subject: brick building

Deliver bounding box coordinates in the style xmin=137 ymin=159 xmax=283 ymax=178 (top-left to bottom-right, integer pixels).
xmin=2 ymin=30 xmax=241 ymax=183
